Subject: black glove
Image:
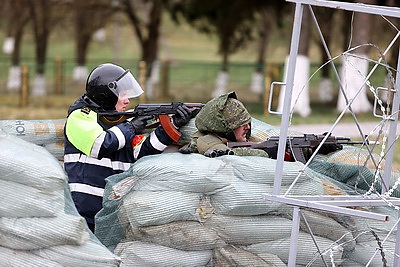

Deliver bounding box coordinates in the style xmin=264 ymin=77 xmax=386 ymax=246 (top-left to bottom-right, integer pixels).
xmin=172 ymin=105 xmax=192 ymax=128
xmin=318 ymin=132 xmax=342 ymax=155
xmin=130 ymin=116 xmax=152 ymax=134
xmin=179 ymin=144 xmax=193 ymax=154
xmin=319 ymin=144 xmax=342 ymax=155
xmin=204 ymin=149 xmax=235 ymax=158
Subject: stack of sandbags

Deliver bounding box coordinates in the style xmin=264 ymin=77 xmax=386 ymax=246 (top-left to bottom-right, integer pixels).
xmin=96 ymin=153 xmax=347 ymax=266
xmin=0 ymin=131 xmax=120 ymax=266
xmin=95 ymin=117 xmax=400 ymax=266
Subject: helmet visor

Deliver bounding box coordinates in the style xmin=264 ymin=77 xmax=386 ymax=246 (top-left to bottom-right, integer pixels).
xmin=113 ymin=70 xmax=144 ymax=99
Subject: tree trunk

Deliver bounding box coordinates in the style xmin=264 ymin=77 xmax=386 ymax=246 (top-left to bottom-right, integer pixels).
xmin=316 ymin=8 xmax=335 ymax=103
xmin=278 ymin=6 xmax=311 ymax=117
xmin=123 ymin=0 xmax=163 ymax=100
xmin=7 ymin=2 xmax=30 ymax=91
xmin=28 ymin=0 xmax=51 ymax=96
xmin=251 ymin=9 xmax=270 ymax=95
xmin=212 ymin=52 xmax=229 ymax=98
xmin=337 ymin=0 xmax=375 ymax=113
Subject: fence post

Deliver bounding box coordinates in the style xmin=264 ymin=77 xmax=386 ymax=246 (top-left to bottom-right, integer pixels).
xmin=139 ymin=60 xmax=147 ymax=104
xmin=20 ymin=65 xmax=29 ymax=107
xmin=54 ymin=57 xmax=63 ymax=95
xmin=160 ymin=59 xmax=170 ymax=101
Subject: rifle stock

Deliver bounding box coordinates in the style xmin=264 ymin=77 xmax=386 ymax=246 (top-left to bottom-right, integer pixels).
xmin=99 ymin=102 xmax=204 ymax=142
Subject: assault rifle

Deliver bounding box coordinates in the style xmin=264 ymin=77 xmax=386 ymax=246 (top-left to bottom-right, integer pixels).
xmin=99 ymin=102 xmax=204 ymax=142
xmin=227 ymin=134 xmax=368 ymax=164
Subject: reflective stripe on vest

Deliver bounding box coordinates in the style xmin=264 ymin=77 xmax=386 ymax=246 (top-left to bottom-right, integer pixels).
xmin=69 ymin=183 xmax=104 ymax=197
xmin=64 ymin=153 xmax=131 ymax=171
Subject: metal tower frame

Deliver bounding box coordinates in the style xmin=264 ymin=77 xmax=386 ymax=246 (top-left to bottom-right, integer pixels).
xmin=267 ymin=0 xmax=400 ymax=265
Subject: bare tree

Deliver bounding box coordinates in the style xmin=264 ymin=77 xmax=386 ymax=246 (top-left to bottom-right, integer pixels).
xmin=314 ymin=6 xmax=336 ymax=103
xmin=251 ymin=1 xmax=288 ymax=98
xmin=70 ymin=0 xmax=115 ymax=82
xmin=278 ymin=5 xmax=312 ymax=117
xmin=28 ymin=0 xmax=67 ymax=96
xmin=169 ymin=0 xmax=265 ymax=98
xmin=2 ymin=0 xmax=14 ymax=55
xmin=337 ymin=0 xmax=376 ymax=113
xmin=3 ymin=1 xmax=30 ymax=91
xmin=120 ymin=0 xmax=164 ymax=100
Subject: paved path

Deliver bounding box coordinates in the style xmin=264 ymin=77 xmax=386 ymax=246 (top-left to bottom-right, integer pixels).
xmin=287 ymin=122 xmax=400 ymax=137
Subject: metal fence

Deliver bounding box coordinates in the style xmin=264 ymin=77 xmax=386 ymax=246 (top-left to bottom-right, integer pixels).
xmin=0 ymin=57 xmax=276 ymax=104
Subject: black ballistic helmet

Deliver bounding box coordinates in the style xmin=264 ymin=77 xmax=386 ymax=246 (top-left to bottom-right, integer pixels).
xmin=85 ymin=63 xmax=143 ymax=110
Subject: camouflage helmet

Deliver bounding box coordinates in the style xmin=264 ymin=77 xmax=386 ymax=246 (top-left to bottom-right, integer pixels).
xmin=195 ymin=91 xmax=251 ymax=139
xmin=223 ymin=97 xmax=251 ymax=130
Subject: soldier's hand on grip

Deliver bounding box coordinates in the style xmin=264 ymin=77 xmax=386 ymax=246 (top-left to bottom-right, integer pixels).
xmin=172 ymin=105 xmax=192 ymax=128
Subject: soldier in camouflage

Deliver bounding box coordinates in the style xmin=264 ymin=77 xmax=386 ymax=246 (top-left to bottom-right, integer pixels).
xmin=184 ymin=91 xmax=269 ymax=157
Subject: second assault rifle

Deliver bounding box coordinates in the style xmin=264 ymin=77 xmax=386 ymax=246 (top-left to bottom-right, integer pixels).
xmin=98 ymin=102 xmax=204 ymax=142
xmin=227 ymin=134 xmax=367 ymax=164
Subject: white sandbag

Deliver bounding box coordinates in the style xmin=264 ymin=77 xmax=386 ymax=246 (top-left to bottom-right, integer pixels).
xmin=210 ymin=181 xmax=275 ymax=215
xmin=245 ymin=232 xmax=343 ymax=266
xmin=0 ymin=180 xmax=64 ymax=218
xmin=340 ymin=259 xmax=365 ymax=267
xmin=204 ymin=215 xmax=293 ymax=245
xmin=210 ymin=178 xmax=323 ymax=216
xmin=119 ymin=190 xmax=201 ymax=227
xmin=212 ymin=246 xmax=286 ymax=267
xmin=115 ymin=241 xmax=212 ymax=267
xmin=0 ymin=246 xmax=62 ymax=267
xmin=298 ymin=210 xmax=356 ymax=252
xmin=32 ymin=239 xmax=120 ymax=267
xmin=249 ymin=118 xmax=281 ymax=140
xmin=126 ymin=221 xmax=226 ymax=251
xmin=220 ymin=156 xmax=308 ymax=185
xmin=347 ymin=240 xmax=395 ymax=266
xmin=348 ymin=206 xmax=398 ymax=243
xmin=0 ymin=119 xmax=64 ymax=146
xmin=126 ymin=153 xmax=237 ymax=193
xmin=0 ymin=213 xmax=89 ymax=250
xmin=0 ymin=133 xmax=67 ymax=191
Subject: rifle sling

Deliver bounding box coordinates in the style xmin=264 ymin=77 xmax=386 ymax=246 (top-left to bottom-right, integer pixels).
xmin=100 ymin=115 xmax=128 ymax=126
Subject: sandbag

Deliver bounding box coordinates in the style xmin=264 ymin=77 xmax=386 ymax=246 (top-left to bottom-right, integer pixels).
xmin=0 ymin=180 xmax=64 ymax=218
xmin=212 ymin=246 xmax=286 ymax=267
xmin=127 ymin=153 xmax=236 ymax=193
xmin=245 ymin=232 xmax=344 ymax=266
xmin=126 ymin=221 xmax=226 ymax=251
xmin=210 ymin=178 xmax=323 ymax=216
xmin=0 ymin=246 xmax=62 ymax=267
xmin=204 ymin=215 xmax=293 ymax=245
xmin=0 ymin=132 xmax=67 ymax=191
xmin=347 ymin=240 xmax=394 ymax=266
xmin=220 ymin=156 xmax=308 ymax=185
xmin=119 ymin=190 xmax=201 ymax=228
xmin=0 ymin=213 xmax=88 ymax=250
xmin=114 ymin=241 xmax=212 ymax=267
xmin=0 ymin=119 xmax=65 ymax=160
xmin=32 ymin=240 xmax=120 ymax=267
